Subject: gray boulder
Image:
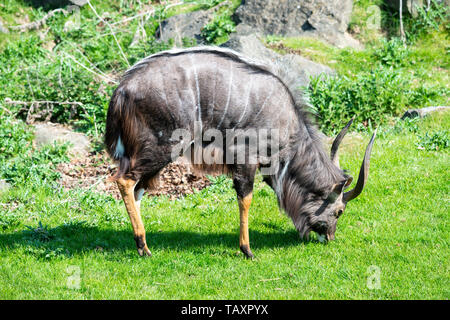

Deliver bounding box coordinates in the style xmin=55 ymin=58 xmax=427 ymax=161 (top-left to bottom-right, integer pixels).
xmin=401 ymin=106 xmax=449 ymax=119
xmin=234 ymin=0 xmax=360 ymax=48
xmin=34 ymin=122 xmax=90 ymax=157
xmin=156 ymin=1 xmax=235 ymax=46
xmin=156 ymin=7 xmax=217 ymax=46
xmin=70 ymin=0 xmax=87 ymax=6
xmin=221 ymin=33 xmax=335 ymax=88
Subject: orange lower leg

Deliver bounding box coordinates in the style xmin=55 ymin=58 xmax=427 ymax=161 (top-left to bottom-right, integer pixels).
xmin=117 ymin=177 xmax=151 ymax=257
xmin=238 ymin=193 xmax=254 ymax=259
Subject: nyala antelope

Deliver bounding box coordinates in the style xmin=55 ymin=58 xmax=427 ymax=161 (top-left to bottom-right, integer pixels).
xmin=105 ymin=47 xmax=376 ymax=258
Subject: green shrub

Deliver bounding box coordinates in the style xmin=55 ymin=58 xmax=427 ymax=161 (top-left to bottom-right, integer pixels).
xmin=373 ymin=38 xmax=411 ymax=67
xmin=202 ymin=13 xmax=236 ymax=44
xmin=308 ymin=67 xmax=412 ymax=134
xmin=416 ymin=130 xmax=449 ymax=151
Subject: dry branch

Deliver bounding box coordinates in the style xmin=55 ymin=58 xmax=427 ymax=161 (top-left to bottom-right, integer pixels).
xmin=4 ymin=98 xmax=83 ymax=107
xmin=9 ymin=9 xmax=67 ymax=32
xmin=63 ymin=53 xmax=118 ymax=84
xmin=4 ymin=98 xmax=83 ymax=123
xmin=86 ymin=0 xmax=130 ymax=67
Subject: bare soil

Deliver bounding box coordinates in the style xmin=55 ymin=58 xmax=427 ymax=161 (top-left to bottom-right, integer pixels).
xmin=57 ymin=152 xmax=211 ymax=200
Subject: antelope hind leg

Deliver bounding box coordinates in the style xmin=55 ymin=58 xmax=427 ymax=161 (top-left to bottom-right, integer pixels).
xmin=233 ymin=165 xmax=257 ymax=259
xmin=238 ymin=192 xmax=254 ymax=259
xmin=116 ymin=177 xmax=151 ymax=257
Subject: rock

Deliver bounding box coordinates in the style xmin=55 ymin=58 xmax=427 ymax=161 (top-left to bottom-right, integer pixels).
xmin=156 ymin=1 xmax=235 ymax=46
xmin=401 ymin=106 xmax=449 ymax=119
xmin=156 ymin=8 xmax=215 ymax=46
xmin=234 ymin=0 xmax=360 ymax=49
xmin=0 ymin=180 xmax=11 ymax=192
xmin=156 ymin=9 xmax=212 ymax=46
xmin=25 ymin=0 xmax=86 ymax=9
xmin=33 ymin=122 xmax=90 ymax=157
xmin=221 ymin=33 xmax=335 ymax=87
xmin=70 ymin=0 xmax=87 ymax=6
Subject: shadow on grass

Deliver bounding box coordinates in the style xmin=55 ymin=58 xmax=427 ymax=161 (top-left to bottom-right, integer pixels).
xmin=0 ymin=223 xmax=317 ymax=257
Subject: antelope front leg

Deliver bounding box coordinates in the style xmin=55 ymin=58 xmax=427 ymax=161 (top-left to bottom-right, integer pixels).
xmin=238 ymin=192 xmax=254 ymax=259
xmin=116 ymin=177 xmax=151 ymax=257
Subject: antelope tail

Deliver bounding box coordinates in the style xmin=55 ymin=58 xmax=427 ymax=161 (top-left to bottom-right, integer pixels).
xmin=105 ymin=87 xmax=139 ymax=180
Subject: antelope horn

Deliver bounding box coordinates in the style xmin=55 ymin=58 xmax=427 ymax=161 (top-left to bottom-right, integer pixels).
xmin=343 ymin=128 xmax=378 ymax=202
xmin=331 ymin=118 xmax=354 ymax=168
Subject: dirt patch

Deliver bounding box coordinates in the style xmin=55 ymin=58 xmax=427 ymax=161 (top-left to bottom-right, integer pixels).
xmin=266 ymin=41 xmax=304 ymax=56
xmin=57 ymin=152 xmax=211 ymax=200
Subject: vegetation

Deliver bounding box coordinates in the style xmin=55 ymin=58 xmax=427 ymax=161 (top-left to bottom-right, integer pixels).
xmin=266 ymin=1 xmax=449 ymax=134
xmin=201 ymin=12 xmax=236 ymax=44
xmin=0 ymin=114 xmax=69 ymax=186
xmin=0 ymin=0 xmax=448 ymax=299
xmin=0 ymin=111 xmax=448 ymax=299
xmin=201 ymin=0 xmax=241 ymax=44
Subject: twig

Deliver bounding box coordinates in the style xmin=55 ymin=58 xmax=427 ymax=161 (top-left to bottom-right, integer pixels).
xmin=4 ymin=98 xmax=83 ymax=123
xmin=4 ymin=98 xmax=83 ymax=107
xmin=87 ymin=174 xmax=107 ymax=190
xmin=63 ymin=53 xmax=118 ymax=84
xmin=110 ymin=9 xmax=156 ymax=26
xmin=70 ymin=44 xmax=113 ymax=80
xmin=86 ymin=0 xmax=130 ymax=67
xmin=0 ymin=104 xmax=13 ymax=114
xmin=9 ymin=8 xmax=67 ymax=32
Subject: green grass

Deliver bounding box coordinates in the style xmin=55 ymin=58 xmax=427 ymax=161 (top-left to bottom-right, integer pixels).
xmin=0 ymin=111 xmax=448 ymax=299
xmin=0 ymin=0 xmax=448 ymax=300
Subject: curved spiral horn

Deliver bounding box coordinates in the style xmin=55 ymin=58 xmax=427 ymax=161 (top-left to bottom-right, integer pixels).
xmin=343 ymin=129 xmax=378 ymax=202
xmin=330 ymin=118 xmax=354 ymax=168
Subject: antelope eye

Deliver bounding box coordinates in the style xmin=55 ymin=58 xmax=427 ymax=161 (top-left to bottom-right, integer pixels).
xmin=336 ymin=209 xmax=344 ymax=217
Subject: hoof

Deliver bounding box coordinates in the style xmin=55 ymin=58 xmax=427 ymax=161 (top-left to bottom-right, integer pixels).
xmin=240 ymin=245 xmax=255 ymax=259
xmin=137 ymin=246 xmax=152 ymax=257
xmin=135 ymin=235 xmax=151 ymax=257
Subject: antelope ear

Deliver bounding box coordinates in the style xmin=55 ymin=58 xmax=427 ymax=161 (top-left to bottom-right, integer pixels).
xmin=331 ymin=177 xmax=353 ymax=195
xmin=344 ymin=176 xmax=353 ymax=189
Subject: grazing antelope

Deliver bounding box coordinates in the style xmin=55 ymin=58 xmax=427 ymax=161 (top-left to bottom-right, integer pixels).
xmin=105 ymin=47 xmax=376 ymax=258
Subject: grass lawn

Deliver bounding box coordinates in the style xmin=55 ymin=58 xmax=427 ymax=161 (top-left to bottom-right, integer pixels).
xmin=0 ymin=111 xmax=448 ymax=300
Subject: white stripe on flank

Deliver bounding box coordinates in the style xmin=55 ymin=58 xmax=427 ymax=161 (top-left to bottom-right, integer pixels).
xmin=189 ymin=54 xmax=202 ymax=124
xmin=276 ymin=160 xmax=290 ymax=198
xmin=114 ymin=136 xmax=125 ymax=159
xmin=211 ymin=59 xmax=218 ymax=121
xmin=254 ymin=85 xmax=275 ymax=119
xmin=233 ymin=79 xmax=253 ymax=130
xmin=217 ymin=60 xmax=233 ymax=129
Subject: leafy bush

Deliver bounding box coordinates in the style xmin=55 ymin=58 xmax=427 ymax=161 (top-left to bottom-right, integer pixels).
xmin=373 ymin=38 xmax=411 ymax=67
xmin=202 ymin=13 xmax=236 ymax=44
xmin=416 ymin=130 xmax=449 ymax=151
xmin=308 ymin=59 xmax=449 ymax=135
xmin=308 ymin=67 xmax=413 ymax=134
